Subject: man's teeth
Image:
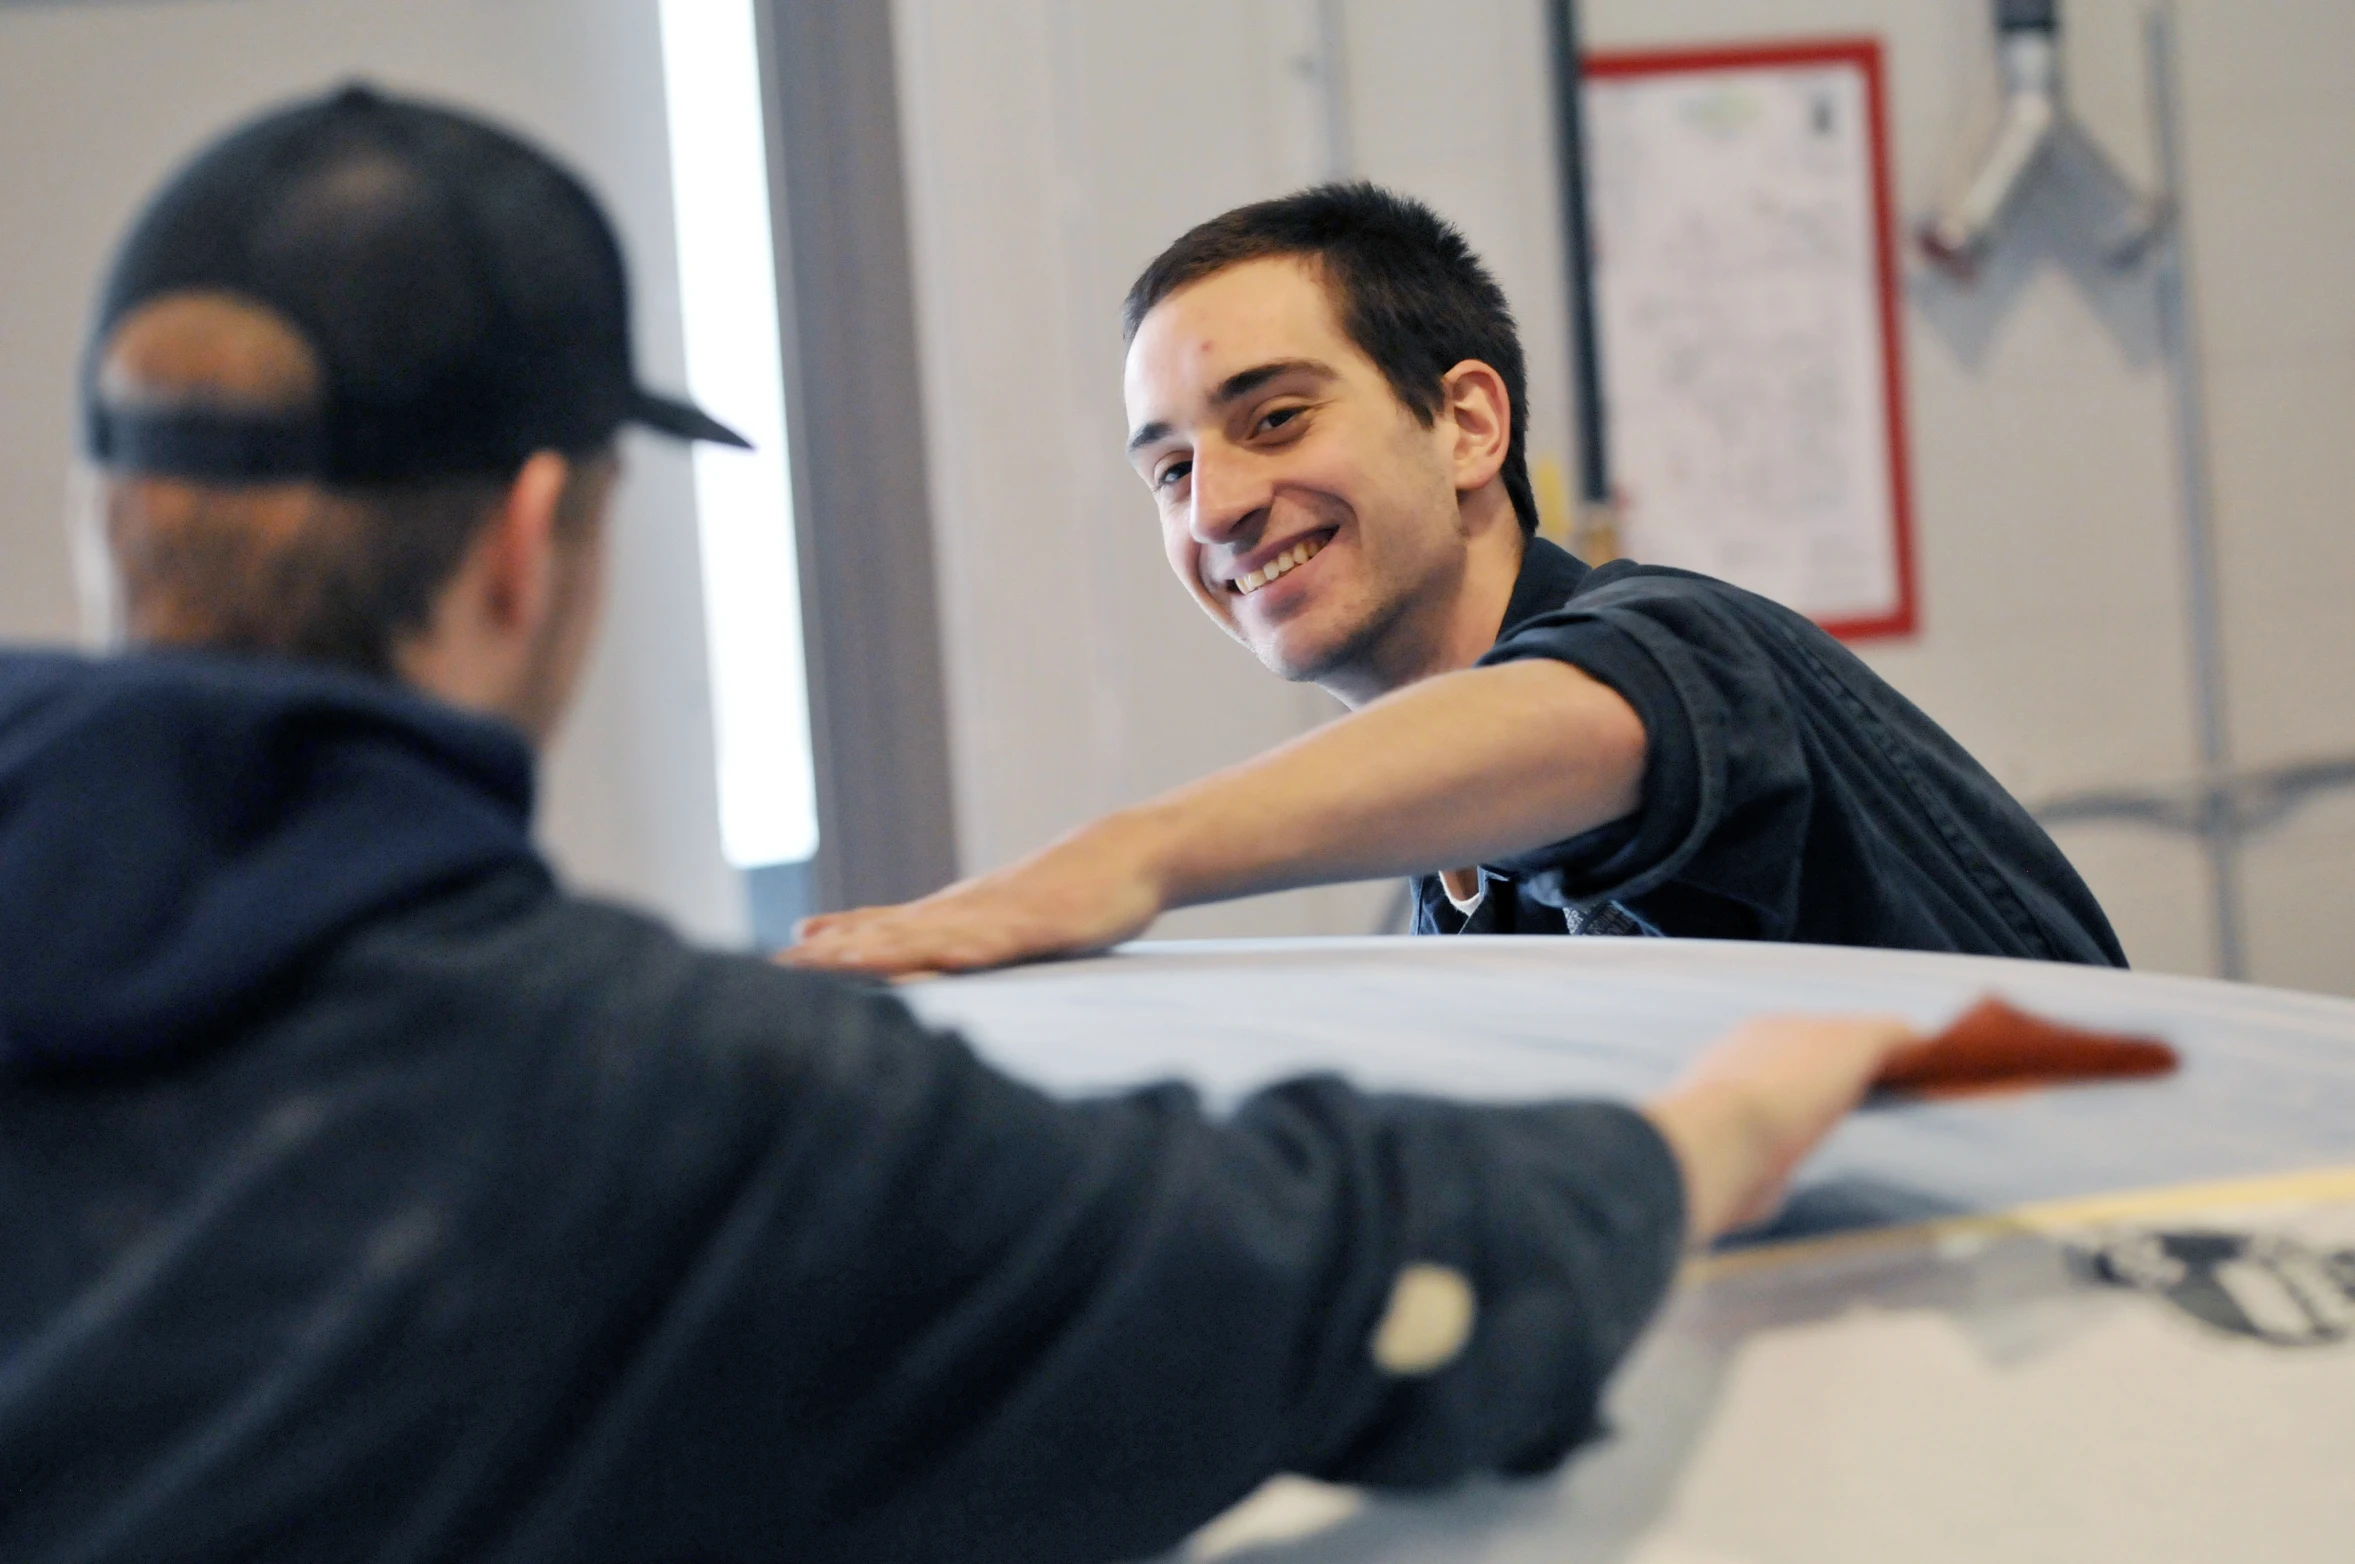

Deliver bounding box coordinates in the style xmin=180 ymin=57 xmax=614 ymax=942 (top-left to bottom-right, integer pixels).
xmin=1236 ymin=536 xmax=1325 ymax=596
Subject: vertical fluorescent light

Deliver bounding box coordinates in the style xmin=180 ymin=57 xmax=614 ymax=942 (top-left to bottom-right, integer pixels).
xmin=658 ymin=0 xmax=819 ymax=867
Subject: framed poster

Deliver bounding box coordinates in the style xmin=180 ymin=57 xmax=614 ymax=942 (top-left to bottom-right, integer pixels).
xmin=1585 ymin=38 xmax=1917 ymax=639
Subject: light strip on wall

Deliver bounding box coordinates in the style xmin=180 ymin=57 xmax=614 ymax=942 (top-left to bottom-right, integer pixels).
xmin=657 ymin=0 xmax=819 ymax=868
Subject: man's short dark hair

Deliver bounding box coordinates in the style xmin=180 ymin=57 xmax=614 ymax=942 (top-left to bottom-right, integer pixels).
xmin=1123 ymin=183 xmax=1539 ymax=536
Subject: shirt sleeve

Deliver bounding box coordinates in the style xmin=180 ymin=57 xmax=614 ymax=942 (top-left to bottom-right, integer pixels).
xmin=544 ymin=950 xmax=1687 ymax=1564
xmin=1477 ymin=566 xmax=1815 ymax=939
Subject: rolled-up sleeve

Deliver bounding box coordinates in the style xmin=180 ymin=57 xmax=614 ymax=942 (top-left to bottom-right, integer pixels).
xmin=1478 ymin=568 xmax=1814 ymax=937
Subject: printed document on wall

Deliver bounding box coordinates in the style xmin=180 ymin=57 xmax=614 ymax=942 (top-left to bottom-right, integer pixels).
xmin=1588 ymin=43 xmax=1915 ymax=639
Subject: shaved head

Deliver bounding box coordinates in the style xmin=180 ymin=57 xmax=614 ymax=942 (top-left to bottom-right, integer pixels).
xmin=99 ymin=291 xmax=323 ymax=413
xmin=92 ymin=291 xmax=607 ymax=685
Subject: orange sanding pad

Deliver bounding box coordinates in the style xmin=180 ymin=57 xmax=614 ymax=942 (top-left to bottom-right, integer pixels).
xmin=1874 ymin=996 xmax=2179 ymax=1100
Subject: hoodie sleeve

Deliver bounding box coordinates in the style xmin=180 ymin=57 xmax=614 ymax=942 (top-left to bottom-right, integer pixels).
xmin=532 ymin=946 xmax=1686 ymax=1564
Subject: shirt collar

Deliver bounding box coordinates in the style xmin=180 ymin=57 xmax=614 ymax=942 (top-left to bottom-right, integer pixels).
xmin=1494 ymin=535 xmax=1592 ymax=645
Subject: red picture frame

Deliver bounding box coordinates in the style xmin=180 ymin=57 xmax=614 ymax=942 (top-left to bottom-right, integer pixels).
xmin=1584 ymin=38 xmax=1918 ymax=642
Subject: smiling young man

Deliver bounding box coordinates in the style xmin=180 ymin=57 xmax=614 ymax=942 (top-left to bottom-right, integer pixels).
xmin=791 ymin=184 xmax=2124 ymax=974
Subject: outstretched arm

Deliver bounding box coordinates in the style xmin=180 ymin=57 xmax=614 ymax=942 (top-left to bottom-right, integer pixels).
xmin=617 ymin=952 xmax=1911 ymax=1562
xmin=786 ymin=657 xmax=1644 ymax=975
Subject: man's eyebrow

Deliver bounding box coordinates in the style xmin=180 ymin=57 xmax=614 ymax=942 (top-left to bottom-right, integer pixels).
xmin=1213 ymin=358 xmax=1333 ymax=407
xmin=1125 ymin=359 xmax=1337 ymax=456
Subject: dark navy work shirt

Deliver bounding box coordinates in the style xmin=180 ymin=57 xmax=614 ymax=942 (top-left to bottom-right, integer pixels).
xmin=1413 ymin=538 xmax=2125 ymax=966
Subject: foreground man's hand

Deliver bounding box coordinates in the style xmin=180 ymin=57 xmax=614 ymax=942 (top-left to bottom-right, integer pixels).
xmin=1641 ymin=1014 xmax=1917 ymax=1247
xmin=785 ymin=816 xmax=1169 ymax=976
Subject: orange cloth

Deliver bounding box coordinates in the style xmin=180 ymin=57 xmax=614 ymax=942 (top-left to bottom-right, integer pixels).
xmin=1875 ymin=997 xmax=2178 ymax=1100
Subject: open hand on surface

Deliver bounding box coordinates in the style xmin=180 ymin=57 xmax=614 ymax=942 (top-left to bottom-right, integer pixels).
xmin=789 ymin=660 xmax=1651 ymax=978
xmin=1641 ymin=1014 xmax=1919 ymax=1247
xmin=783 ymin=820 xmax=1167 ymax=977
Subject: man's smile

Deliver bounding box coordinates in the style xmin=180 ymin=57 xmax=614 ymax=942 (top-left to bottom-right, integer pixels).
xmin=1226 ymin=529 xmax=1334 ymax=597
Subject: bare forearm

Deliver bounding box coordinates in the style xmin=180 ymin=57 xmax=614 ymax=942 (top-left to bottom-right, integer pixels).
xmin=787 ymin=659 xmax=1645 ymax=975
xmin=1098 ymin=659 xmax=1645 ymax=911
xmin=1639 ymin=1082 xmax=1780 ymax=1247
xmin=1639 ymin=1016 xmax=1914 ymax=1247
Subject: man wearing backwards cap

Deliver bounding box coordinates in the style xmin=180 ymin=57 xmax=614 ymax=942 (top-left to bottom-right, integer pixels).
xmin=0 ymin=86 xmax=1913 ymax=1563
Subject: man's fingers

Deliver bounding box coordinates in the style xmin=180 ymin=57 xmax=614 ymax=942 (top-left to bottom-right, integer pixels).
xmin=780 ymin=917 xmax=904 ymax=971
xmin=1697 ymin=1012 xmax=1917 ymax=1089
xmin=784 ymin=934 xmax=930 ymax=974
xmin=787 ymin=905 xmax=875 ymax=947
xmin=1726 ymin=1011 xmax=1915 ymax=1054
xmin=782 ymin=911 xmax=1013 ymax=976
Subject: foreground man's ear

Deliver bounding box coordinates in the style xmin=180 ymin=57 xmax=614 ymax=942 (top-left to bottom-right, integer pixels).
xmin=394 ymin=449 xmax=585 ymax=735
xmin=478 ymin=451 xmax=576 ymax=638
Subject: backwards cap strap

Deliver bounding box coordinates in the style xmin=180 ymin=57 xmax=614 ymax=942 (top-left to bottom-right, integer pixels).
xmin=87 ymin=405 xmax=331 ymax=481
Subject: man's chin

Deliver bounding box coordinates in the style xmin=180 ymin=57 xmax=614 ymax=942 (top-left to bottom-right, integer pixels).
xmin=1241 ymin=586 xmax=1421 ymax=695
xmin=1248 ymin=622 xmax=1364 ymax=687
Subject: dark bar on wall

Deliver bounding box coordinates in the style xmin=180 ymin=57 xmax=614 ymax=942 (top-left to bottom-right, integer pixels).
xmin=1546 ymin=0 xmax=1611 ymax=507
xmin=753 ymin=0 xmax=960 ymax=922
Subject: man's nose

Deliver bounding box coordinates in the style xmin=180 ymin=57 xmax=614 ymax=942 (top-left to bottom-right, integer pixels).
xmin=1188 ymin=447 xmax=1272 ymax=545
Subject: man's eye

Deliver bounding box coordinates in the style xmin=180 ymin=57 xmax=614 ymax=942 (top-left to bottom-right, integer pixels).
xmin=1256 ymin=406 xmax=1305 ymax=437
xmin=1154 ymin=459 xmax=1192 ymax=491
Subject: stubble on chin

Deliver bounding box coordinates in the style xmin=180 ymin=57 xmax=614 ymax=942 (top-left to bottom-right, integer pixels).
xmin=1250 ymin=592 xmax=1407 ymax=690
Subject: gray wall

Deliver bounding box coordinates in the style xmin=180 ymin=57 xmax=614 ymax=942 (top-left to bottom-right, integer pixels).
xmin=891 ymin=0 xmax=2355 ymax=992
xmin=0 ymin=0 xmax=749 ymax=944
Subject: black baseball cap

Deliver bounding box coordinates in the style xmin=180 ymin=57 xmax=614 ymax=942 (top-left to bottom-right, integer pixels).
xmin=84 ymin=82 xmax=748 ymax=484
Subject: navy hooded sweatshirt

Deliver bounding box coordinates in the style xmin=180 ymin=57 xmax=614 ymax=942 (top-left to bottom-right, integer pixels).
xmin=0 ymin=649 xmax=1684 ymax=1564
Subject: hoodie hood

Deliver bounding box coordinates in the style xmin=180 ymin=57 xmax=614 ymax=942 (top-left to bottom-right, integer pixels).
xmin=0 ymin=649 xmax=547 ymax=1071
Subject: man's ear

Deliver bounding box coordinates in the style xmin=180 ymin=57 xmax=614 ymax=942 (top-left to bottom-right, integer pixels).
xmin=479 ymin=451 xmax=573 ymax=634
xmin=1438 ymin=359 xmax=1512 ymax=495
